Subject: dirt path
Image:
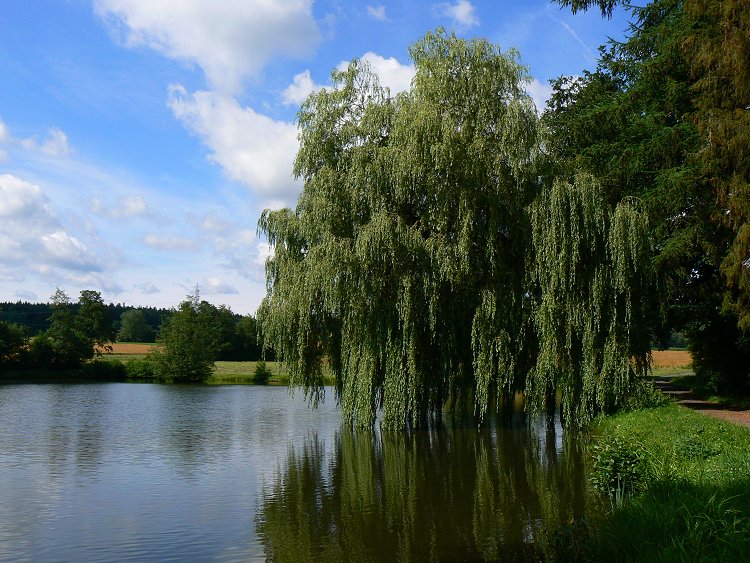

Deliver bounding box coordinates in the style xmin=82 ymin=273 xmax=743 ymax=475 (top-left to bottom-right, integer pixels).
xmin=653 ymin=374 xmax=750 ymax=428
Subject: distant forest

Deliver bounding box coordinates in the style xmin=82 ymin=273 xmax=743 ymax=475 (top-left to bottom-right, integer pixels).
xmin=0 ymin=299 xmax=265 ymax=362
xmin=0 ymin=301 xmax=169 ymax=336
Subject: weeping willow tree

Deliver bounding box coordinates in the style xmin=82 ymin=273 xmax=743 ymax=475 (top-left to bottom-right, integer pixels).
xmin=528 ymin=175 xmax=653 ymax=427
xmin=259 ymin=30 xmax=653 ymax=429
xmin=259 ymin=30 xmax=540 ymax=429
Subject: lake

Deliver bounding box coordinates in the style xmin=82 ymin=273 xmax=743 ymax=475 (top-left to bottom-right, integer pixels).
xmin=0 ymin=384 xmax=594 ymax=562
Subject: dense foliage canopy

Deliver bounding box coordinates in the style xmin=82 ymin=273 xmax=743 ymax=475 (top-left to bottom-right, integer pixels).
xmin=117 ymin=309 xmax=156 ymax=343
xmin=259 ymin=31 xmax=653 ymax=429
xmin=149 ymin=291 xmax=226 ymax=382
xmin=547 ymin=0 xmax=750 ymax=392
xmin=28 ymin=289 xmax=111 ymax=369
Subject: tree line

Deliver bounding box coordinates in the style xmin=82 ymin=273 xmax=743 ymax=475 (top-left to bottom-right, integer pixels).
xmin=0 ymin=289 xmax=266 ymax=374
xmin=257 ymin=0 xmax=749 ymax=430
xmin=0 ymin=300 xmax=168 ymax=337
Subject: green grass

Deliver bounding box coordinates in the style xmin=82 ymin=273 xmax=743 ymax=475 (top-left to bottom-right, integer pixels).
xmin=650 ymin=366 xmax=694 ymax=378
xmin=587 ymin=404 xmax=750 ymax=561
xmin=208 ymin=361 xmax=289 ymax=385
xmin=105 ymin=353 xmax=149 ymax=362
xmin=207 ymin=361 xmax=336 ymax=385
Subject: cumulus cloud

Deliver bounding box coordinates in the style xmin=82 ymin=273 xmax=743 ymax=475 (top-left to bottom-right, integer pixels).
xmin=526 ymin=77 xmax=554 ymax=115
xmin=337 ymin=52 xmax=415 ymax=95
xmin=168 ymin=85 xmax=300 ymax=203
xmin=367 ymin=5 xmax=387 ymax=20
xmin=95 ymin=0 xmax=320 ymax=93
xmin=435 ymin=0 xmax=479 ymax=29
xmin=143 ymin=233 xmax=195 ymax=251
xmin=0 ymin=175 xmax=51 ymax=219
xmin=41 ymin=231 xmax=101 ymax=271
xmin=0 ymin=174 xmax=102 ymax=274
xmin=0 ymin=119 xmax=8 ymax=143
xmin=282 ymin=70 xmax=322 ymax=105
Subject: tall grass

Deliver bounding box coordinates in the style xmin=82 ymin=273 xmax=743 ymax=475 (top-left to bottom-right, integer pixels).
xmin=588 ymin=404 xmax=750 ymax=561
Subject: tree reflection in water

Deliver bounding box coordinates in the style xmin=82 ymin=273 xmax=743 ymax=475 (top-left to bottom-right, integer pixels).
xmin=257 ymin=418 xmax=594 ymax=562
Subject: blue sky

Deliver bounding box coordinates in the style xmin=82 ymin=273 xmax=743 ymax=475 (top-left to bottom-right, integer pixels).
xmin=0 ymin=0 xmax=629 ymax=314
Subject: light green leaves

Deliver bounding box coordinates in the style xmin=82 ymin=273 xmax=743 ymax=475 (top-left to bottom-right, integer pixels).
xmin=260 ymin=30 xmax=652 ymax=429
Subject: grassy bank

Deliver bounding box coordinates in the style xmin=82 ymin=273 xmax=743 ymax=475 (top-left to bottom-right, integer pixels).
xmin=207 ymin=361 xmax=288 ymax=385
xmin=587 ymin=404 xmax=750 ymax=561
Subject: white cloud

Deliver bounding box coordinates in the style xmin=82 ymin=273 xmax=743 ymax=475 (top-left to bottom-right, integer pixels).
xmin=168 ymin=85 xmax=300 ymax=203
xmin=95 ymin=0 xmax=320 ymax=93
xmin=254 ymin=241 xmax=274 ymax=267
xmin=4 ymin=122 xmax=73 ymax=159
xmin=282 ymin=70 xmax=322 ymax=105
xmin=0 ymin=174 xmax=102 ymax=275
xmin=0 ymin=174 xmax=50 ymax=219
xmin=93 ymin=194 xmax=149 ymax=218
xmin=135 ymin=281 xmax=160 ymax=294
xmin=202 ymin=276 xmax=239 ymax=295
xmin=435 ymin=0 xmax=479 ymax=29
xmin=39 ymin=128 xmax=71 ymax=157
xmin=526 ymin=77 xmax=554 ymax=115
xmin=367 ymin=5 xmax=387 ymax=20
xmin=66 ymin=272 xmax=125 ymax=294
xmin=337 ymin=52 xmax=415 ymax=95
xmin=120 ymin=195 xmax=147 ymax=216
xmin=41 ymin=231 xmax=102 ymax=271
xmin=143 ymin=233 xmax=195 ymax=251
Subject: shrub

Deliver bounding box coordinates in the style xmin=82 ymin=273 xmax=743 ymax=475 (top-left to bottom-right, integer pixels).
xmin=254 ymin=361 xmax=272 ymax=384
xmin=623 ymin=379 xmax=671 ymax=410
xmin=149 ymin=291 xmax=220 ymax=382
xmin=590 ymin=435 xmax=650 ymax=506
xmin=125 ymin=358 xmax=156 ymax=380
xmin=78 ymin=359 xmax=126 ymax=380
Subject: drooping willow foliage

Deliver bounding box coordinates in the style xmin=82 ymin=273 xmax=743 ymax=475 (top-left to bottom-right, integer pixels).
xmin=528 ymin=175 xmax=652 ymax=427
xmin=258 ymin=30 xmax=653 ymax=430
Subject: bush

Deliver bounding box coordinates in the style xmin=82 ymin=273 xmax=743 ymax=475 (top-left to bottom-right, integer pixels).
xmin=149 ymin=291 xmax=219 ymax=382
xmin=78 ymin=359 xmax=126 ymax=380
xmin=0 ymin=320 xmax=27 ymax=368
xmin=254 ymin=361 xmax=272 ymax=384
xmin=623 ymin=379 xmax=671 ymax=410
xmin=590 ymin=435 xmax=651 ymax=506
xmin=125 ymin=358 xmax=156 ymax=380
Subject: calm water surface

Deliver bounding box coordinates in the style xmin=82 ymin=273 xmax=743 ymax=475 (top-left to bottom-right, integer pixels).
xmin=0 ymin=384 xmax=593 ymax=562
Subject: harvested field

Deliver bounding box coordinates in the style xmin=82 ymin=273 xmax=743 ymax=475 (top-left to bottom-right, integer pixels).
xmin=652 ymin=349 xmax=691 ymax=369
xmin=102 ymin=343 xmax=160 ymax=355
